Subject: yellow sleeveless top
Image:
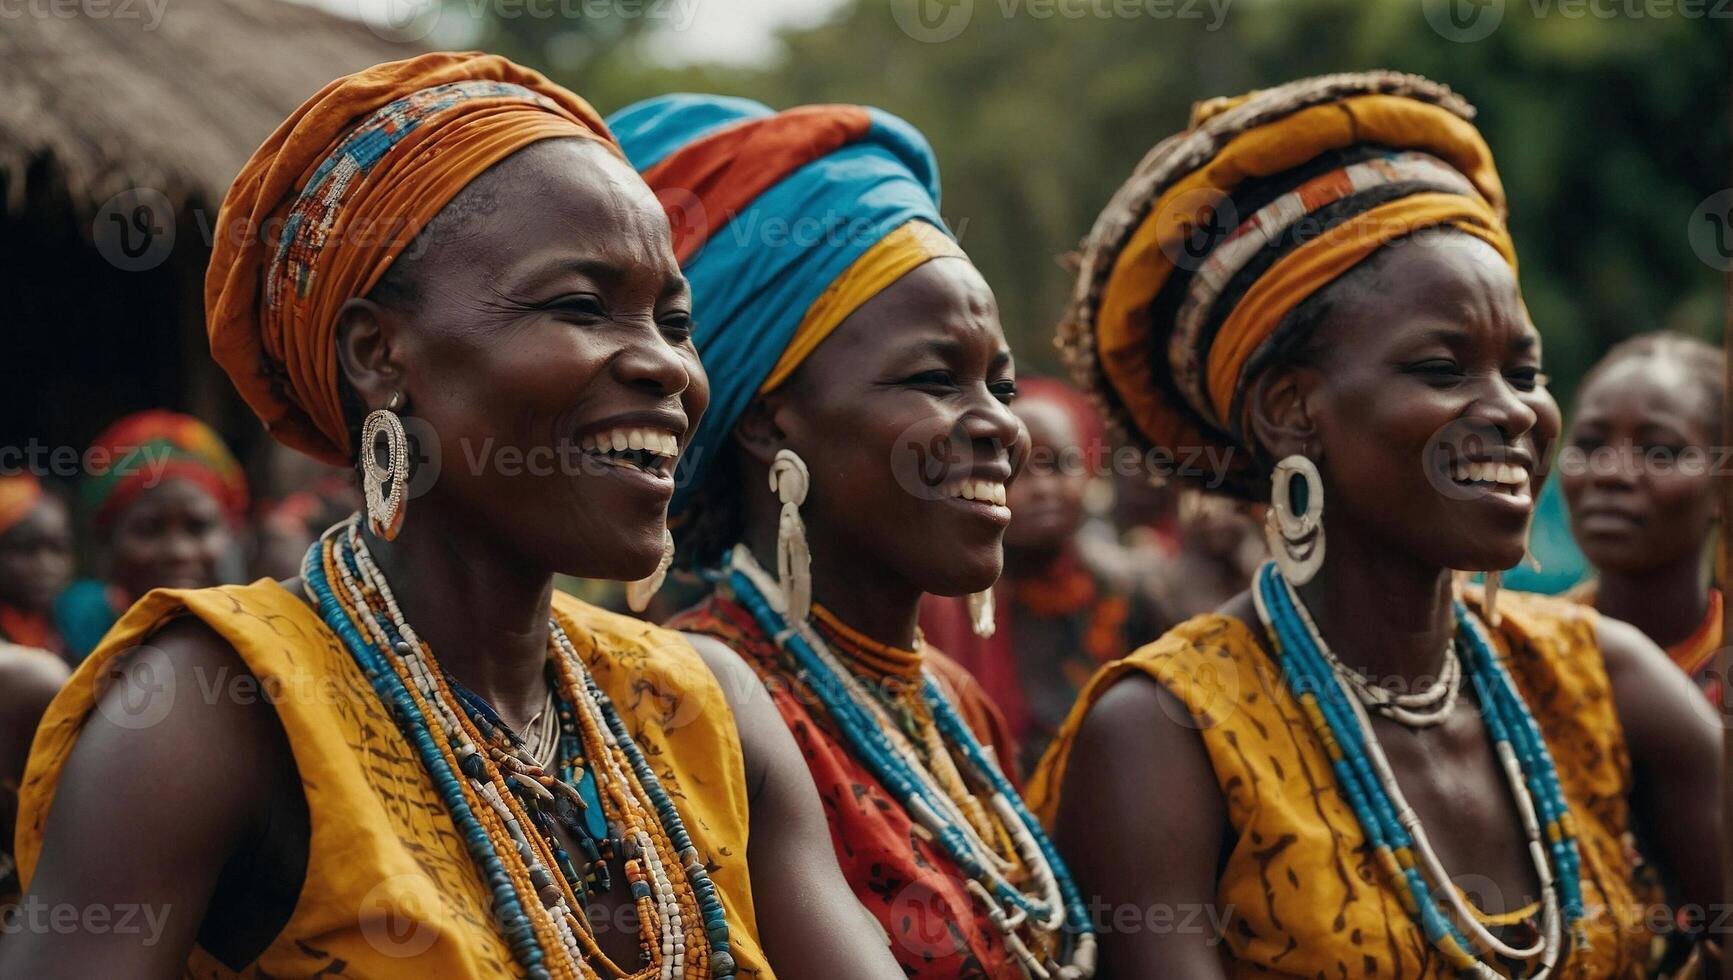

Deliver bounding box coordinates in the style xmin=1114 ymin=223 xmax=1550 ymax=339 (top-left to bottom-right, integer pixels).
xmin=1027 ymin=590 xmax=1649 ymax=978
xmin=15 ymin=580 xmax=771 ymax=979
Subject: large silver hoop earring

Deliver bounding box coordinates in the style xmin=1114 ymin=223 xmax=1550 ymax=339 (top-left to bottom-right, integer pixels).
xmin=627 ymin=529 xmax=675 ymax=613
xmin=769 ymin=449 xmax=812 ymax=623
xmin=362 ymin=392 xmax=408 ymax=541
xmin=1266 ymin=454 xmax=1324 ymax=585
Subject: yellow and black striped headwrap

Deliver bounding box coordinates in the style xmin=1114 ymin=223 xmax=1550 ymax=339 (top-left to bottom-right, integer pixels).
xmin=1060 ymin=71 xmax=1514 ymax=498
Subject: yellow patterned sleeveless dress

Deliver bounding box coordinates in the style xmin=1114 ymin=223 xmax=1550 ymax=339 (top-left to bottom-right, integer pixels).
xmin=15 ymin=580 xmax=771 ymax=978
xmin=1029 ymin=590 xmax=1650 ymax=978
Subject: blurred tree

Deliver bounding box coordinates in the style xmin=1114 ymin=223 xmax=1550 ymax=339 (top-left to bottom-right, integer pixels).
xmin=490 ymin=0 xmax=1730 ymax=399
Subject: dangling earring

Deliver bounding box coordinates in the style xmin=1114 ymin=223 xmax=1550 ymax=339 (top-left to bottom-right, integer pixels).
xmin=967 ymin=587 xmax=996 ymax=638
xmin=1266 ymin=454 xmax=1325 ymax=585
xmin=362 ymin=391 xmax=409 ymax=541
xmin=769 ymin=449 xmax=812 ymax=623
xmin=1483 ymin=570 xmax=1502 ymax=628
xmin=627 ymin=529 xmax=674 ymax=613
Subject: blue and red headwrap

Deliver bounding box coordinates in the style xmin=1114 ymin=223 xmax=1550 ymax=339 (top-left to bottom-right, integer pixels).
xmin=608 ymin=95 xmax=959 ymax=513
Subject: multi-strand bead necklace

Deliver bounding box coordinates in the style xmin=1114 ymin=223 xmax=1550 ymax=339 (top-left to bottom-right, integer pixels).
xmin=303 ymin=516 xmax=736 ymax=979
xmin=1252 ymin=561 xmax=1584 ymax=977
xmin=723 ymin=545 xmax=1098 ymax=979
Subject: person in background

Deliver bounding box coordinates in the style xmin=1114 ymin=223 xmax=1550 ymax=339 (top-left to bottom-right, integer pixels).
xmin=0 ymin=474 xmax=72 ymax=655
xmin=1139 ymin=489 xmax=1265 ymax=624
xmin=0 ymin=641 xmax=67 ymax=921
xmin=247 ymin=441 xmax=358 ymax=582
xmin=55 ymin=410 xmax=248 ymax=660
xmin=922 ymin=375 xmax=1164 ymax=775
xmin=1560 ymin=331 xmax=1724 ymax=705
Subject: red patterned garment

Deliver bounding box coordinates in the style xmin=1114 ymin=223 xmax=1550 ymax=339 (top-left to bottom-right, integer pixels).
xmin=670 ymin=591 xmax=1030 ymax=979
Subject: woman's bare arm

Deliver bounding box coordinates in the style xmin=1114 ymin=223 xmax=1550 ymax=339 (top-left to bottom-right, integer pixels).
xmin=1051 ymin=674 xmax=1230 ymax=979
xmin=0 ymin=621 xmax=286 ymax=979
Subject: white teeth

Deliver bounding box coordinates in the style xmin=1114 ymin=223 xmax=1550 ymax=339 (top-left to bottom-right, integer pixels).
xmin=580 ymin=427 xmax=681 ymax=459
xmin=1452 ymin=460 xmax=1529 ymax=489
xmin=952 ymin=480 xmax=1007 ymax=505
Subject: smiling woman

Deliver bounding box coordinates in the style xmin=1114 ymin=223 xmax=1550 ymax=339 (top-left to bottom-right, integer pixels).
xmin=1027 ymin=72 xmax=1722 ymax=978
xmin=1 ymin=52 xmax=899 ymax=980
xmin=610 ymin=93 xmax=1099 ymax=979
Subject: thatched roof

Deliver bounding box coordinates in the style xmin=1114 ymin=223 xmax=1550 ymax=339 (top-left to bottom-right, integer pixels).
xmin=0 ymin=0 xmax=421 ymax=217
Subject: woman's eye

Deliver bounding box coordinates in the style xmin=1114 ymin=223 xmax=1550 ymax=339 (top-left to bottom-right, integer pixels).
xmin=659 ymin=313 xmax=694 ymax=340
xmin=990 ymin=380 xmax=1018 ymax=402
xmin=553 ymin=296 xmax=607 ymax=320
xmin=906 ymin=370 xmax=956 ymax=387
xmin=1407 ymin=360 xmax=1463 ymax=383
xmin=1505 ymin=368 xmax=1548 ymax=392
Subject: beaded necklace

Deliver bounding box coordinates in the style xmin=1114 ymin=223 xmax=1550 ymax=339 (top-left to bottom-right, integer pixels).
xmin=303 ymin=517 xmax=736 ymax=979
xmin=722 ymin=545 xmax=1098 ymax=979
xmin=1251 ymin=561 xmax=1584 ymax=977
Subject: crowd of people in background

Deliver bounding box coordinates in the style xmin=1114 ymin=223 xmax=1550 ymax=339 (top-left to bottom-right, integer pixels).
xmin=0 ymin=53 xmax=1725 ymax=980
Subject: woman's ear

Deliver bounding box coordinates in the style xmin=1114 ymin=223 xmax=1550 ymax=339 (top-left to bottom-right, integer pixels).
xmin=335 ymin=297 xmax=408 ymax=411
xmin=731 ymin=393 xmax=789 ymax=467
xmin=1245 ymin=366 xmax=1322 ymax=462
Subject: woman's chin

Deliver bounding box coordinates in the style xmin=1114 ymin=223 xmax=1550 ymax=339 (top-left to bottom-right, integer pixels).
xmin=915 ymin=555 xmax=1003 ymax=598
xmin=1448 ymin=542 xmax=1526 ymax=576
xmin=556 ymin=527 xmax=665 ymax=584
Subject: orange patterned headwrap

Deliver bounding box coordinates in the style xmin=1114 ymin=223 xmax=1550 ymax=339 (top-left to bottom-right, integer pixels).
xmin=1060 ymin=72 xmax=1514 ymax=499
xmin=205 ymin=52 xmax=617 ymax=466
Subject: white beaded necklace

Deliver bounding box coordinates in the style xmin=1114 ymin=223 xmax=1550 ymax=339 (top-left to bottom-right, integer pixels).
xmin=1258 ymin=571 xmax=1563 ymax=976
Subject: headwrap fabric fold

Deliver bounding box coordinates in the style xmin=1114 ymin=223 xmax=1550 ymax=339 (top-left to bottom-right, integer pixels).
xmin=1062 ymin=73 xmax=1516 ymax=499
xmin=0 ymin=474 xmax=45 ymax=537
xmin=762 ymin=220 xmax=966 ymax=394
xmin=206 ymin=52 xmax=616 ymax=466
xmin=81 ymin=410 xmax=248 ymax=528
xmin=609 ymin=95 xmax=958 ymax=512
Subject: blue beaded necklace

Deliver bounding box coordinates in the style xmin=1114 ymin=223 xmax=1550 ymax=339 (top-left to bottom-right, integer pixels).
xmin=303 ymin=519 xmax=736 ymax=978
xmin=1253 ymin=561 xmax=1583 ymax=976
xmin=721 ymin=545 xmax=1098 ymax=978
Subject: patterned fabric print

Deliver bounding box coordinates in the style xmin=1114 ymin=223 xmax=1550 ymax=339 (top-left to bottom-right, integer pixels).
xmin=671 ymin=593 xmax=1027 ymax=979
xmin=15 ymin=581 xmax=768 ymax=978
xmin=266 ymin=81 xmax=560 ymax=312
xmin=1167 ymin=151 xmax=1480 ymax=422
xmin=1029 ymin=590 xmax=1650 ymax=978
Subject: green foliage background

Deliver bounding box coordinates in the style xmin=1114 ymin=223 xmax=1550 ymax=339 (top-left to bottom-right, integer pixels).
xmin=468 ymin=0 xmax=1729 ymax=403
